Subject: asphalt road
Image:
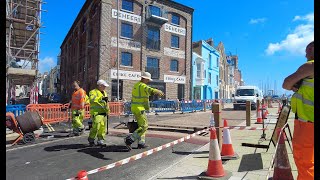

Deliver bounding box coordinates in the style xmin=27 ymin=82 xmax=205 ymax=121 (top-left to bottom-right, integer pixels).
xmin=6 ymin=129 xmax=207 ymax=180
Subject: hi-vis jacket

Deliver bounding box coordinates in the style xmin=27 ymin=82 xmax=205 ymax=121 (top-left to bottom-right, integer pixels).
xmin=131 ymin=82 xmax=157 ymax=111
xmin=291 ymin=60 xmax=314 ymax=122
xmin=89 ymin=89 xmax=110 ymax=116
xmin=71 ymin=88 xmax=86 ymax=110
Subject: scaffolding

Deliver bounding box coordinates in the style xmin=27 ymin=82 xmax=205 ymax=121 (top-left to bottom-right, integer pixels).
xmin=6 ymin=0 xmax=44 ymax=104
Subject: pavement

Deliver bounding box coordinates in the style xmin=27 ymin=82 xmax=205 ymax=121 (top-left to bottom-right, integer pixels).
xmin=6 ymin=103 xmax=298 ymax=180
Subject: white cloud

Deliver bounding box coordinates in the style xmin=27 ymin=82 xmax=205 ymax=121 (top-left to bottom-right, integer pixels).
xmin=265 ymin=12 xmax=314 ymax=56
xmin=249 ymin=18 xmax=267 ymax=24
xmin=38 ymin=56 xmax=56 ymax=73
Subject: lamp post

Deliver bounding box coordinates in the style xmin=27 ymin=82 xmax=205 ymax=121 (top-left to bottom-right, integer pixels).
xmin=116 ymin=0 xmax=120 ymax=101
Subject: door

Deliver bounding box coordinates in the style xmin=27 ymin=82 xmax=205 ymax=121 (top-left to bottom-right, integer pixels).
xmin=111 ymin=80 xmax=123 ymax=101
xmin=178 ymin=84 xmax=185 ymax=101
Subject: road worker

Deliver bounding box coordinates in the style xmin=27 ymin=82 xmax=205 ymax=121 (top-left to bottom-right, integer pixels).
xmin=125 ymin=72 xmax=164 ymax=150
xmin=71 ymin=80 xmax=87 ymax=136
xmin=88 ymin=80 xmax=110 ymax=146
xmin=282 ymin=41 xmax=314 ymax=180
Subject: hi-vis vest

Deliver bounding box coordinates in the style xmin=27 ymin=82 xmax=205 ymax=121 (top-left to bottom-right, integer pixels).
xmin=85 ymin=94 xmax=90 ymax=105
xmin=89 ymin=89 xmax=110 ymax=116
xmin=131 ymin=82 xmax=157 ymax=111
xmin=291 ymin=60 xmax=314 ymax=122
xmin=71 ymin=88 xmax=86 ymax=110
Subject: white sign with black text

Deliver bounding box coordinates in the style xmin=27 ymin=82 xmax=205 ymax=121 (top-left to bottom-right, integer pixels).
xmin=164 ymin=75 xmax=186 ymax=84
xmin=164 ymin=47 xmax=185 ymax=59
xmin=112 ymin=9 xmax=141 ymax=24
xmin=111 ymin=37 xmax=141 ymax=51
xmin=110 ymin=69 xmax=141 ymax=81
xmin=164 ymin=23 xmax=186 ymax=36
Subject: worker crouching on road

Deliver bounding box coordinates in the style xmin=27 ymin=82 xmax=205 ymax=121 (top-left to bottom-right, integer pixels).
xmin=88 ymin=80 xmax=110 ymax=147
xmin=71 ymin=80 xmax=87 ymax=136
xmin=125 ymin=72 xmax=164 ymax=150
xmin=282 ymin=41 xmax=314 ymax=180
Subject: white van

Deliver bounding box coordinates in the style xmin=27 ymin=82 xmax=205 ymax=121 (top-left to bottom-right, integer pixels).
xmin=232 ymin=86 xmax=263 ymax=110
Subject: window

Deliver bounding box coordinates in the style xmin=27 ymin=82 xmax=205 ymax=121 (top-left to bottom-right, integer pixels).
xmin=88 ymin=25 xmax=93 ymax=42
xmin=88 ymin=54 xmax=91 ymax=68
xmin=121 ymin=23 xmax=133 ymax=38
xmin=208 ymin=73 xmax=212 ymax=84
xmin=111 ymin=80 xmax=123 ymax=100
xmin=81 ymin=18 xmax=87 ymax=33
xmin=122 ymin=0 xmax=133 ymax=12
xmin=171 ymin=35 xmax=179 ymax=48
xmin=216 ymin=75 xmax=219 ymax=86
xmin=196 ymin=63 xmax=201 ymax=78
xmin=172 ymin=14 xmax=180 ymax=25
xmin=150 ymin=5 xmax=161 ymax=16
xmin=216 ymin=57 xmax=219 ymax=67
xmin=121 ymin=52 xmax=132 ymax=66
xmin=146 ymin=57 xmax=159 ymax=79
xmin=147 ymin=27 xmax=160 ymax=50
xmin=209 ymin=53 xmax=212 ymax=68
xmin=170 ymin=60 xmax=178 ymax=72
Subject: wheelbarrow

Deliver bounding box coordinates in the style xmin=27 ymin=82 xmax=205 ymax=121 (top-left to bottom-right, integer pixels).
xmin=6 ymin=112 xmax=43 ymax=145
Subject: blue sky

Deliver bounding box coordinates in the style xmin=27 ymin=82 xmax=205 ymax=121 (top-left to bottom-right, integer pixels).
xmin=39 ymin=0 xmax=314 ymax=95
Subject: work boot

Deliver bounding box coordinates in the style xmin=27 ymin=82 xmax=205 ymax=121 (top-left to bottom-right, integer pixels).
xmin=97 ymin=140 xmax=107 ymax=147
xmin=137 ymin=144 xmax=149 ymax=149
xmin=88 ymin=138 xmax=95 ymax=147
xmin=73 ymin=129 xmax=80 ymax=136
xmin=124 ymin=136 xmax=134 ymax=150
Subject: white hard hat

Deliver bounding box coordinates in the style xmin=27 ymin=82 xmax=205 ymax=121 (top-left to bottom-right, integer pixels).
xmin=97 ymin=79 xmax=109 ymax=87
xmin=141 ymin=71 xmax=153 ymax=81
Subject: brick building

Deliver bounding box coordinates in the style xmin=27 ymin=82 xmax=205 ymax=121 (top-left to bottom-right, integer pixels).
xmin=60 ymin=0 xmax=194 ymax=101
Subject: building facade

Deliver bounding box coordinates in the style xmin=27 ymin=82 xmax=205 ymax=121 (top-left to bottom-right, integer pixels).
xmin=216 ymin=42 xmax=229 ymax=99
xmin=60 ymin=0 xmax=194 ymax=101
xmin=191 ymin=39 xmax=220 ymax=100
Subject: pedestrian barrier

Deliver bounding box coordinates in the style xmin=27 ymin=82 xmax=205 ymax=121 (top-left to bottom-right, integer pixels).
xmin=151 ymin=100 xmax=177 ymax=114
xmin=193 ymin=100 xmax=204 ymax=111
xmin=205 ymin=100 xmax=214 ymax=110
xmin=123 ymin=102 xmax=132 ymax=116
xmin=26 ymin=104 xmax=66 ymax=124
xmin=109 ymin=102 xmax=125 ymax=116
xmin=6 ymin=104 xmax=26 ymax=117
xmin=180 ymin=100 xmax=194 ymax=113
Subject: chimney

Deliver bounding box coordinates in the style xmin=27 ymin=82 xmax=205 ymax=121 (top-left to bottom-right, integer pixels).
xmin=206 ymin=38 xmax=214 ymax=47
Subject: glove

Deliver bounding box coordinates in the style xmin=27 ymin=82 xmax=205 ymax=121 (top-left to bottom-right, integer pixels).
xmin=102 ymin=97 xmax=109 ymax=102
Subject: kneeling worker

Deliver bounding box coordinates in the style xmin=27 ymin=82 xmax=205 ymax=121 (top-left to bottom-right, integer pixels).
xmin=88 ymin=80 xmax=110 ymax=146
xmin=125 ymin=72 xmax=164 ymax=150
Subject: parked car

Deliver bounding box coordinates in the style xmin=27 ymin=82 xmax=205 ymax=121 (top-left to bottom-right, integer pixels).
xmin=48 ymin=93 xmax=61 ymax=103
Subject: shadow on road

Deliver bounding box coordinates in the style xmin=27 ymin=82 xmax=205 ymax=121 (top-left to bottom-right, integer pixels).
xmin=156 ymin=175 xmax=199 ymax=179
xmin=44 ymin=144 xmax=130 ymax=160
xmin=172 ymin=150 xmax=209 ymax=156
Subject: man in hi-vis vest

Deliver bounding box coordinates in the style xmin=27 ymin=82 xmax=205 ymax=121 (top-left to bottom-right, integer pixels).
xmin=88 ymin=80 xmax=110 ymax=147
xmin=71 ymin=80 xmax=87 ymax=136
xmin=282 ymin=41 xmax=314 ymax=180
xmin=125 ymin=72 xmax=164 ymax=150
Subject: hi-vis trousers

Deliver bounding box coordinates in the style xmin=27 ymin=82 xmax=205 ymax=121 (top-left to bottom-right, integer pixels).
xmin=131 ymin=109 xmax=148 ymax=145
xmin=292 ymin=119 xmax=314 ymax=180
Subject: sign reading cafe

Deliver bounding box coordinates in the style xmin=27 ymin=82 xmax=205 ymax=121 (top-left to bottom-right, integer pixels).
xmin=164 ymin=75 xmax=186 ymax=84
xmin=110 ymin=70 xmax=141 ymax=81
xmin=112 ymin=9 xmax=141 ymax=24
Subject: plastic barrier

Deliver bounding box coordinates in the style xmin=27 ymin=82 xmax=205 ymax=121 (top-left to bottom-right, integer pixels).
xmin=26 ymin=104 xmax=66 ymax=124
xmin=109 ymin=102 xmax=125 ymax=116
xmin=180 ymin=100 xmax=194 ymax=113
xmin=6 ymin=104 xmax=26 ymax=117
xmin=151 ymin=100 xmax=177 ymax=114
xmin=193 ymin=100 xmax=204 ymax=111
xmin=205 ymin=100 xmax=215 ymax=110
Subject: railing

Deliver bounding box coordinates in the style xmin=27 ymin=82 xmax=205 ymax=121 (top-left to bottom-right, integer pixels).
xmin=145 ymin=66 xmax=160 ymax=79
xmin=146 ymin=38 xmax=161 ymax=51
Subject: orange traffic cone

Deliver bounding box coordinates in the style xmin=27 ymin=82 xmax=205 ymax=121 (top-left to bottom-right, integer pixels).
xmin=276 ymin=127 xmax=287 ymax=141
xmin=221 ymin=127 xmax=239 ymax=160
xmin=206 ymin=127 xmax=225 ymax=177
xmin=256 ymin=108 xmax=263 ymax=124
xmin=223 ymin=119 xmax=228 ymax=127
xmin=270 ymin=130 xmax=294 ymax=180
xmin=77 ymin=170 xmax=89 ymax=180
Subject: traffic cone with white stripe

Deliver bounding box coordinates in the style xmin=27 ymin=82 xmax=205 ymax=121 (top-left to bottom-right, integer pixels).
xmin=221 ymin=127 xmax=239 ymax=160
xmin=223 ymin=119 xmax=228 ymax=127
xmin=269 ymin=129 xmax=294 ymax=180
xmin=77 ymin=170 xmax=89 ymax=180
xmin=256 ymin=108 xmax=263 ymax=124
xmin=199 ymin=127 xmax=234 ymax=180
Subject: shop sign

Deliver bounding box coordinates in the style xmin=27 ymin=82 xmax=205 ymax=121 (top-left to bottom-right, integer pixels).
xmin=164 ymin=75 xmax=186 ymax=84
xmin=112 ymin=9 xmax=141 ymax=24
xmin=164 ymin=47 xmax=185 ymax=59
xmin=110 ymin=69 xmax=141 ymax=80
xmin=164 ymin=23 xmax=186 ymax=36
xmin=111 ymin=37 xmax=141 ymax=51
